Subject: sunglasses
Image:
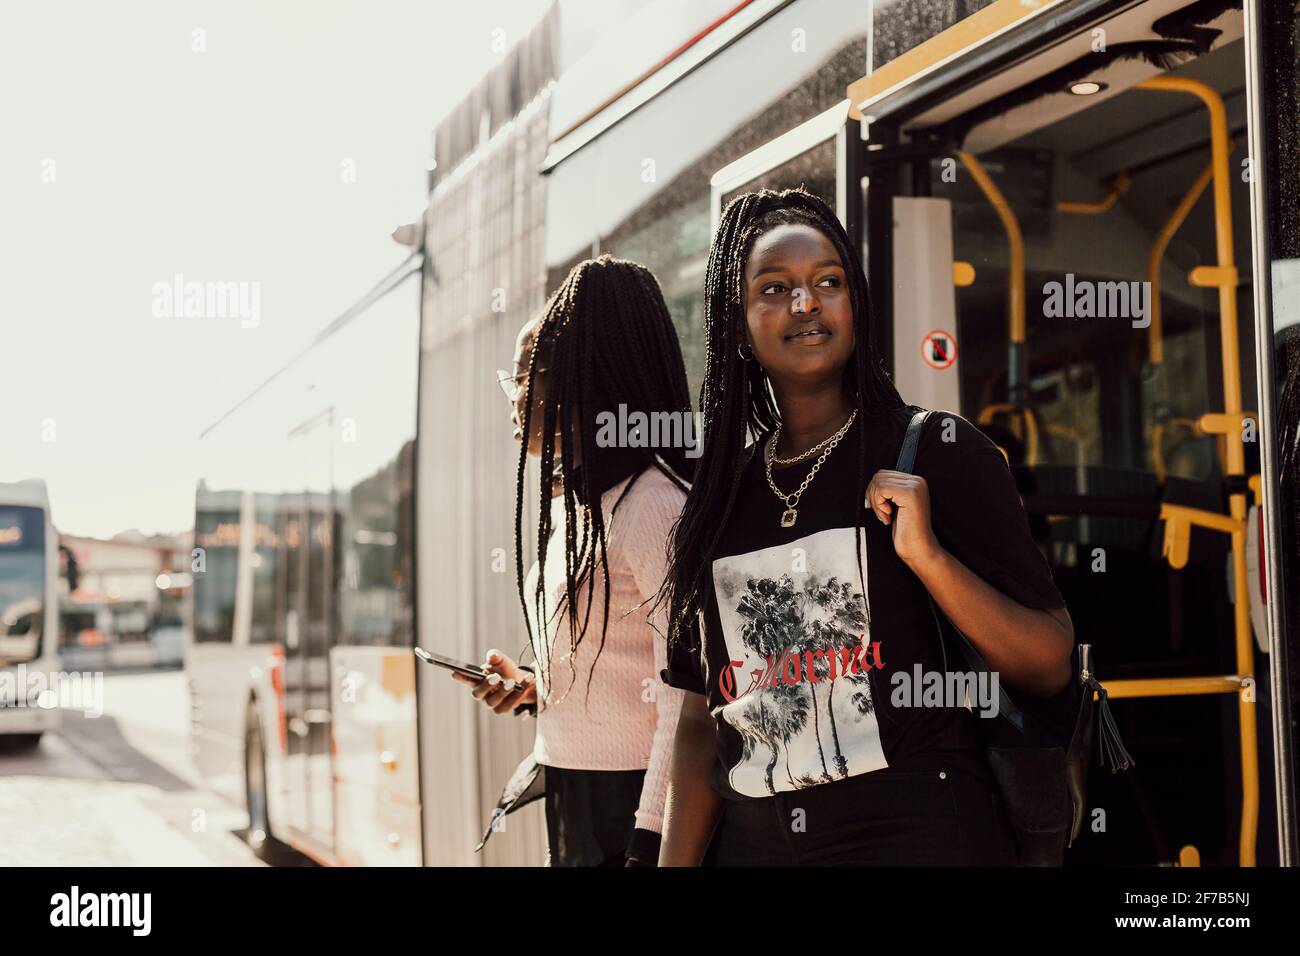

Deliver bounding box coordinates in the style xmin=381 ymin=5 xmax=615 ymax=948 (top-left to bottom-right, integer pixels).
xmin=495 ymin=366 xmax=547 ymax=402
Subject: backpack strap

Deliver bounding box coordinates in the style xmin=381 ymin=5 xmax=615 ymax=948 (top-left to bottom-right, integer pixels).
xmin=893 ymin=407 xmax=1026 ymax=734
xmin=895 ymin=408 xmax=932 ymax=474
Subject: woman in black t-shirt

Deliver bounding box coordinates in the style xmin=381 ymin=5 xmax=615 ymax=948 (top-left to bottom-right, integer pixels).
xmin=657 ymin=188 xmax=1075 ymax=866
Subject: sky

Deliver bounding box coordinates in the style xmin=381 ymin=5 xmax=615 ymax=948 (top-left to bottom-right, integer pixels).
xmin=0 ymin=0 xmax=553 ymax=539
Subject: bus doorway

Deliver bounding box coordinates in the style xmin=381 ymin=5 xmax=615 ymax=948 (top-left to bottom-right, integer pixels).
xmin=853 ymin=1 xmax=1285 ymax=866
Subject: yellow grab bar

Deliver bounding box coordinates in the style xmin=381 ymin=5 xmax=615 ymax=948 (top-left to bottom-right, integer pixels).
xmin=1137 ymin=75 xmax=1255 ymax=867
xmin=1146 ymin=159 xmax=1215 ymax=366
xmin=959 ymin=151 xmax=1026 ymax=397
xmin=1058 ymin=170 xmax=1131 ymax=214
xmin=1102 ymin=675 xmax=1246 ymax=699
xmin=978 ymin=402 xmax=1041 ymax=465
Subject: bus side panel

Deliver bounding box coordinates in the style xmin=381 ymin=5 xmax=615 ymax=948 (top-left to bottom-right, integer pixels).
xmin=415 ymin=85 xmax=552 ymax=867
xmin=187 ymin=642 xmax=279 ymax=808
xmin=332 ymin=645 xmax=420 ymax=866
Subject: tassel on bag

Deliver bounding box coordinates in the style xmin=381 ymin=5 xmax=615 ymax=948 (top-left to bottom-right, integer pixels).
xmin=1090 ymin=680 xmax=1136 ymax=772
xmin=1077 ymin=643 xmax=1135 ymax=773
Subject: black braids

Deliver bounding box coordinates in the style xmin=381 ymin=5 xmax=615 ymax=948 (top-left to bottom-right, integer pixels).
xmin=581 ymin=313 xmax=616 ymax=706
xmin=536 ymin=308 xmax=564 ymax=691
xmin=556 ymin=290 xmax=586 ymax=703
xmin=572 ymin=284 xmax=601 ymax=699
xmin=512 ymin=254 xmax=694 ymax=705
xmin=514 ymin=275 xmax=566 ymax=640
xmin=513 ymin=294 xmax=547 ymax=682
xmin=617 ymin=262 xmax=693 ymax=483
xmin=520 ymin=263 xmax=574 ymax=693
xmin=657 ymin=187 xmax=904 ymax=671
xmin=653 ymin=192 xmax=761 ymax=648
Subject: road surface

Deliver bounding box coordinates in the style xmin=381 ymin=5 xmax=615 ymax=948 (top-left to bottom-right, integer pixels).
xmin=0 ymin=669 xmax=266 ymax=866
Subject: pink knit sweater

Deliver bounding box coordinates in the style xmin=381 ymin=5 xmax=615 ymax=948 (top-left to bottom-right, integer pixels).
xmin=523 ymin=464 xmax=687 ymax=834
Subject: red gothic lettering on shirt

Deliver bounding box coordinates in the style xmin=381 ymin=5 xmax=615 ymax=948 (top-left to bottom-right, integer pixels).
xmin=717 ymin=636 xmax=884 ymax=703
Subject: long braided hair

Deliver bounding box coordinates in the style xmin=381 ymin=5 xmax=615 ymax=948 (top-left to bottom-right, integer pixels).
xmin=659 ymin=187 xmax=903 ymax=664
xmin=515 ymin=254 xmax=693 ymax=702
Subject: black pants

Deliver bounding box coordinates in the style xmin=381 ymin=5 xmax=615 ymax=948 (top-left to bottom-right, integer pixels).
xmin=544 ymin=767 xmax=646 ymax=867
xmin=710 ymin=764 xmax=1016 ymax=866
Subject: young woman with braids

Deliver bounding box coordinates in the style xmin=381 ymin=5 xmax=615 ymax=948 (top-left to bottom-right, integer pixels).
xmin=656 ymin=187 xmax=1075 ymax=866
xmin=451 ymin=255 xmax=694 ymax=867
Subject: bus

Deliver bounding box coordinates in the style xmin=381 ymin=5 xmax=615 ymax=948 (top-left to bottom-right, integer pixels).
xmin=0 ymin=479 xmax=62 ymax=745
xmin=189 ymin=0 xmax=1300 ymax=867
xmin=59 ymin=595 xmax=175 ymax=671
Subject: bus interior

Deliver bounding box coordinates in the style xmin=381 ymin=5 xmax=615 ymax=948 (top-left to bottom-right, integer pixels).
xmin=866 ymin=6 xmax=1267 ymax=865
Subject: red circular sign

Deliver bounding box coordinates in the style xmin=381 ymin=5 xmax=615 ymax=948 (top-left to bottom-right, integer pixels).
xmin=920 ymin=329 xmax=957 ymax=370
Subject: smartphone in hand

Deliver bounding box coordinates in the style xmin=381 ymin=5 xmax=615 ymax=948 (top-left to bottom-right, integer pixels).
xmin=414 ymin=646 xmax=489 ymax=680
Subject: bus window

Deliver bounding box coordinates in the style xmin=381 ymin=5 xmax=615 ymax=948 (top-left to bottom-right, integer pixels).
xmin=0 ymin=506 xmax=45 ymax=664
xmin=192 ymin=491 xmax=242 ymax=644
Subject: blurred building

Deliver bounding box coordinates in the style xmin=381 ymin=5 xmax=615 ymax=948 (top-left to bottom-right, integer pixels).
xmin=60 ymin=529 xmax=191 ymax=667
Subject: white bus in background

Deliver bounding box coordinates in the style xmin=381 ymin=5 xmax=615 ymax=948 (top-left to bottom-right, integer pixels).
xmin=188 ymin=266 xmax=424 ymax=866
xmin=0 ymin=479 xmax=62 ymax=745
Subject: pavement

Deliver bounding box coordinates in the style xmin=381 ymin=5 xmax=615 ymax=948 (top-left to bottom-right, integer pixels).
xmin=0 ymin=670 xmax=266 ymax=867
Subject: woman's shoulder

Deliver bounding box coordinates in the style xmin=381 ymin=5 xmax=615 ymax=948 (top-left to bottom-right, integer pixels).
xmin=604 ymin=461 xmax=686 ymax=543
xmin=897 ymin=405 xmax=1001 ymax=463
xmin=609 ymin=461 xmax=688 ymax=512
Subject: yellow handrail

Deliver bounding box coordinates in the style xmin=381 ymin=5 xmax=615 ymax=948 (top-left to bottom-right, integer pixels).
xmin=958 ymin=151 xmax=1026 ymax=397
xmin=1058 ymin=170 xmax=1131 ymax=215
xmin=1102 ymin=675 xmax=1244 ymax=699
xmin=1136 ymin=75 xmax=1256 ymax=867
xmin=1146 ymin=159 xmax=1215 ymax=366
xmin=978 ymin=402 xmax=1041 ymax=465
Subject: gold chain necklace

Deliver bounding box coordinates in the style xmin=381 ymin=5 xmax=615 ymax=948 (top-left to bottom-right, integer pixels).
xmin=770 ymin=419 xmax=849 ymax=466
xmin=764 ymin=409 xmax=857 ymax=528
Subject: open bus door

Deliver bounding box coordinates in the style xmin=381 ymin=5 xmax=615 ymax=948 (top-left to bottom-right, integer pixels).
xmin=840 ymin=0 xmax=1295 ymax=866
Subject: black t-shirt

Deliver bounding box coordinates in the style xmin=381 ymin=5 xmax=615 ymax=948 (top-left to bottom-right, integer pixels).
xmin=663 ymin=405 xmax=1065 ymax=802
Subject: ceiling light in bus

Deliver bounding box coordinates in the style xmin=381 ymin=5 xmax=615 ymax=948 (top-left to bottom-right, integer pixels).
xmin=1069 ymin=81 xmax=1107 ymax=96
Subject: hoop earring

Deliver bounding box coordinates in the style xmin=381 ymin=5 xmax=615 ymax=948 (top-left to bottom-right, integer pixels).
xmin=737 ymin=342 xmax=754 ymax=362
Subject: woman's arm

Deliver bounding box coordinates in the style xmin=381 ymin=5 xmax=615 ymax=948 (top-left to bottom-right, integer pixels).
xmin=619 ymin=471 xmax=692 ymax=862
xmin=625 ymin=617 xmax=685 ymax=864
xmin=866 ymin=467 xmax=1074 ymax=697
xmin=659 ymin=691 xmax=724 ymax=866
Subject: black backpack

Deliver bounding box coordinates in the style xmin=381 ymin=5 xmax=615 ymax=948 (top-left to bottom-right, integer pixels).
xmin=895 ymin=408 xmax=1134 ymax=865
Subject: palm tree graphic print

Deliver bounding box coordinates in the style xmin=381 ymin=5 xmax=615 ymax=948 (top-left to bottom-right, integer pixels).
xmin=713 ymin=527 xmax=888 ymax=797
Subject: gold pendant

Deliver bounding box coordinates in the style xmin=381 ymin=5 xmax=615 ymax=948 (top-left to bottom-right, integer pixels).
xmin=780 ymin=508 xmax=797 ymax=528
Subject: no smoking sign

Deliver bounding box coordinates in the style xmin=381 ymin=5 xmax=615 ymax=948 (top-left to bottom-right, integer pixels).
xmin=920 ymin=329 xmax=957 ymax=370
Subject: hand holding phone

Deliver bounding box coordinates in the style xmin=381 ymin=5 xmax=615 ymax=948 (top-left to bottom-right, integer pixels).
xmin=431 ymin=647 xmax=537 ymax=715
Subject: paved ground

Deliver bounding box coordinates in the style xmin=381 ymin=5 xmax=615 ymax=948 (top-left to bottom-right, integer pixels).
xmin=0 ymin=670 xmax=264 ymax=866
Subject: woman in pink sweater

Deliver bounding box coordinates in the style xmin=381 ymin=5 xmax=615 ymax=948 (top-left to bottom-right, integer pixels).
xmin=452 ymin=255 xmax=693 ymax=866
